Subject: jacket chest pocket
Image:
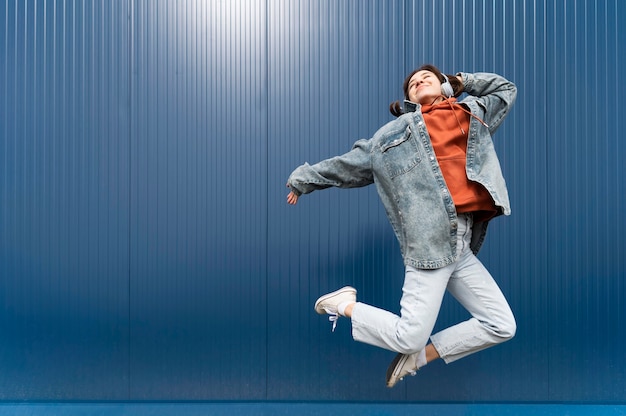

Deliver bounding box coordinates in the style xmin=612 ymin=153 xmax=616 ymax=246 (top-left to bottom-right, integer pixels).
xmin=380 ymin=132 xmax=422 ymax=179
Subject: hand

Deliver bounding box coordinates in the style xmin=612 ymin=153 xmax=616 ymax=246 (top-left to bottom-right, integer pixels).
xmin=456 ymin=75 xmax=464 ymax=92
xmin=286 ymin=184 xmax=299 ymax=205
xmin=287 ymin=191 xmax=299 ymax=205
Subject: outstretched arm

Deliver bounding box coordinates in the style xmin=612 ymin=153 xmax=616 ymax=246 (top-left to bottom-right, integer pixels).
xmin=285 ymin=138 xmax=374 ymax=205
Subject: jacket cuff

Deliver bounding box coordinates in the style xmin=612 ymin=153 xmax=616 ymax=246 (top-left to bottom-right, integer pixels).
xmin=287 ymin=183 xmax=303 ymax=197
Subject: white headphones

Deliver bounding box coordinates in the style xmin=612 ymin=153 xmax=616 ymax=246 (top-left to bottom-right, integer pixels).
xmin=441 ymin=74 xmax=454 ymax=98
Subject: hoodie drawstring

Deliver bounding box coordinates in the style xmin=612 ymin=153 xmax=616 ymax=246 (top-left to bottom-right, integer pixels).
xmin=438 ymin=96 xmax=490 ymax=135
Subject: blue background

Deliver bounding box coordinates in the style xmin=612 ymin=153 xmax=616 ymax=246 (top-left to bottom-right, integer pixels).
xmin=1 ymin=0 xmax=625 ymax=403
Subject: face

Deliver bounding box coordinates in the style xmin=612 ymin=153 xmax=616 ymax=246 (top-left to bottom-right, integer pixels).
xmin=407 ymin=70 xmax=443 ymax=105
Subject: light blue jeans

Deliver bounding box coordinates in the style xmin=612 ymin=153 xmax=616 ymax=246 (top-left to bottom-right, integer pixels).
xmin=351 ymin=214 xmax=516 ymax=363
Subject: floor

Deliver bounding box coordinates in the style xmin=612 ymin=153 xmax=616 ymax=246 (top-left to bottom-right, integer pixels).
xmin=0 ymin=403 xmax=625 ymax=416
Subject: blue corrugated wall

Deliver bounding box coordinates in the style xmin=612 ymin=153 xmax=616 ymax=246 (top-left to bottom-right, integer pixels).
xmin=1 ymin=0 xmax=625 ymax=402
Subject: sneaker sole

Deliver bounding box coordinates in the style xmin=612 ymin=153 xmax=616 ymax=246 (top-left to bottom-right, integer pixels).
xmin=314 ymin=286 xmax=357 ymax=315
xmin=386 ymin=353 xmax=409 ymax=388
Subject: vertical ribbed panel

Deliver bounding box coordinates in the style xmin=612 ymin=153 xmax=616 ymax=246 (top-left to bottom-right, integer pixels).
xmin=129 ymin=0 xmax=267 ymax=399
xmin=545 ymin=0 xmax=625 ymax=401
xmin=0 ymin=0 xmax=131 ymax=399
xmin=0 ymin=0 xmax=625 ymax=403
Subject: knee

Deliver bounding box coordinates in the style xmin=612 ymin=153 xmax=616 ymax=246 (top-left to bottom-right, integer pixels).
xmin=394 ymin=327 xmax=430 ymax=355
xmin=495 ymin=315 xmax=517 ymax=341
xmin=395 ymin=344 xmax=425 ymax=355
xmin=480 ymin=311 xmax=516 ymax=344
xmin=395 ymin=344 xmax=424 ymax=355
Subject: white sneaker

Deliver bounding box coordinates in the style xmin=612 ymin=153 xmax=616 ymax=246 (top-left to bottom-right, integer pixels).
xmin=314 ymin=286 xmax=357 ymax=331
xmin=386 ymin=352 xmax=419 ymax=388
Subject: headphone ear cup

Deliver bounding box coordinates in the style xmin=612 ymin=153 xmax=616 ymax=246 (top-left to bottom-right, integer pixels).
xmin=441 ymin=74 xmax=454 ymax=97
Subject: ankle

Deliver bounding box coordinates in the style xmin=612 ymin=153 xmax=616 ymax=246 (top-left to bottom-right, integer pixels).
xmin=424 ymin=344 xmax=440 ymax=364
xmin=338 ymin=301 xmax=356 ymax=317
xmin=415 ymin=349 xmax=427 ymax=368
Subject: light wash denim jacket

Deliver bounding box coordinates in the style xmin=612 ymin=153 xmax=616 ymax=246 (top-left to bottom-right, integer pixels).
xmin=288 ymin=72 xmax=517 ymax=269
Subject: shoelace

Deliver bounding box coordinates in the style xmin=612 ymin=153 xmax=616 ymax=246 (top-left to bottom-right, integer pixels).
xmin=323 ymin=307 xmax=340 ymax=332
xmin=399 ymin=369 xmax=418 ymax=381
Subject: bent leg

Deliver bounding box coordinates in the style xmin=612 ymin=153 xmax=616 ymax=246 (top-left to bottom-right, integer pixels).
xmin=351 ymin=264 xmax=450 ymax=354
xmin=430 ymin=250 xmax=516 ymax=363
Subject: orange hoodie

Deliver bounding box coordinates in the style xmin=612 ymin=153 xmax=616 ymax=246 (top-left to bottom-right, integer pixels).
xmin=421 ymin=98 xmax=496 ymax=222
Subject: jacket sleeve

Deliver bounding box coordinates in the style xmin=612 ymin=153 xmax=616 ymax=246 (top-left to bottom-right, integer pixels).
xmin=287 ymin=138 xmax=374 ymax=196
xmin=458 ymin=72 xmax=517 ymax=135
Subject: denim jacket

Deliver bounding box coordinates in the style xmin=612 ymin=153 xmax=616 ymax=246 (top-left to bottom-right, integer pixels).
xmin=288 ymin=72 xmax=517 ymax=269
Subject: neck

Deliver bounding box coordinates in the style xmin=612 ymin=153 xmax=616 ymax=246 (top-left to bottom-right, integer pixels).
xmin=423 ymin=96 xmax=445 ymax=106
